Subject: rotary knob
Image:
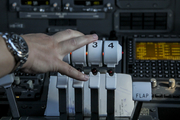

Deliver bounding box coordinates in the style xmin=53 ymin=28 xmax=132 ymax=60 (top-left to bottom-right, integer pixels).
xmin=53 ymin=3 xmax=58 ymax=7
xmin=14 ymin=76 xmax=20 ymax=85
xmin=169 ymin=78 xmax=176 ymax=88
xmin=12 ymin=2 xmax=17 ymax=8
xmin=27 ymin=80 xmax=34 ymax=90
xmin=150 ymin=78 xmax=157 ymax=88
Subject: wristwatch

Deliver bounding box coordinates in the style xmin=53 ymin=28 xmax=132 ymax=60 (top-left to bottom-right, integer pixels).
xmin=1 ymin=33 xmax=29 ymax=72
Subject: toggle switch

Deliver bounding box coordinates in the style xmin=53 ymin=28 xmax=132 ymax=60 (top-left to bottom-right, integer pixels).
xmin=63 ymin=54 xmax=70 ymax=64
xmin=73 ymin=72 xmax=84 ymax=120
xmin=27 ymin=80 xmax=34 ymax=90
xmin=56 ymin=73 xmax=68 ymax=120
xmin=88 ymin=40 xmax=103 ymax=67
xmin=0 ymin=74 xmax=20 ymax=118
xmin=89 ymin=72 xmax=100 ymax=89
xmin=56 ymin=73 xmax=69 ymax=89
xmin=37 ymin=74 xmax=44 ymax=82
xmin=89 ymin=71 xmax=100 ymax=119
xmin=105 ymin=72 xmax=117 ymax=90
xmin=169 ymin=78 xmax=176 ymax=88
xmin=14 ymin=76 xmax=20 ymax=85
xmin=73 ymin=79 xmax=84 ymax=88
xmin=150 ymin=78 xmax=157 ymax=88
xmin=73 ymin=72 xmax=84 ymax=88
xmin=71 ymin=46 xmax=86 ymax=67
xmin=104 ymin=41 xmax=122 ymax=67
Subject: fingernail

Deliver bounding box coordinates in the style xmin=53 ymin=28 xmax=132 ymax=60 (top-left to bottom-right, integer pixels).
xmin=84 ymin=75 xmax=89 ymax=81
xmin=93 ymin=34 xmax=98 ymax=39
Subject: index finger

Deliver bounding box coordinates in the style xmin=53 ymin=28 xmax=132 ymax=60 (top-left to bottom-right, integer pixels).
xmin=52 ymin=29 xmax=84 ymax=42
xmin=59 ymin=34 xmax=98 ymax=56
xmin=58 ymin=60 xmax=89 ymax=81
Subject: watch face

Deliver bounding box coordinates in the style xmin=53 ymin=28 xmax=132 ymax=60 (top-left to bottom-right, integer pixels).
xmin=9 ymin=34 xmax=28 ymax=57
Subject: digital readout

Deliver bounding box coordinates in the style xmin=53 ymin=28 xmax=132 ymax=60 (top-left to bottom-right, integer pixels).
xmin=21 ymin=0 xmax=49 ymax=6
xmin=136 ymin=42 xmax=180 ymax=60
xmin=74 ymin=0 xmax=103 ymax=6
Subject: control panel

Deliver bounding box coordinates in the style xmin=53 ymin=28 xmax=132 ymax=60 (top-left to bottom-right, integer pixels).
xmin=126 ymin=35 xmax=180 ymax=81
xmin=62 ymin=0 xmax=114 ymax=12
xmin=9 ymin=0 xmax=61 ymax=12
xmin=0 ymin=72 xmax=45 ymax=100
xmin=0 ymin=72 xmax=49 ymax=117
xmin=45 ymin=40 xmax=128 ymax=120
xmin=1 ymin=0 xmax=180 ymax=119
xmin=126 ymin=35 xmax=180 ymax=103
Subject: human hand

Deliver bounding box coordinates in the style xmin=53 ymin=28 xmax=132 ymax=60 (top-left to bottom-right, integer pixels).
xmin=21 ymin=29 xmax=98 ymax=81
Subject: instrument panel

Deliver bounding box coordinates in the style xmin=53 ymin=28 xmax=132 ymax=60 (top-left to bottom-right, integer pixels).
xmin=1 ymin=0 xmax=180 ymax=120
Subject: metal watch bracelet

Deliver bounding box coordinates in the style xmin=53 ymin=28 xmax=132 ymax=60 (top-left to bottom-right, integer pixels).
xmin=1 ymin=33 xmax=29 ymax=72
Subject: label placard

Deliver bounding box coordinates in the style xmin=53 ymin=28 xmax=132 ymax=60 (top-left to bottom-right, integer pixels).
xmin=133 ymin=82 xmax=152 ymax=101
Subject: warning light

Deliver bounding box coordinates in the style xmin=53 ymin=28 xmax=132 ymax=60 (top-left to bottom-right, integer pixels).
xmin=46 ymin=1 xmax=49 ymax=5
xmin=102 ymin=52 xmax=104 ymax=56
xmin=27 ymin=1 xmax=32 ymax=5
xmin=16 ymin=96 xmax=20 ymax=98
xmin=109 ymin=70 xmax=113 ymax=74
xmin=86 ymin=52 xmax=88 ymax=56
xmin=91 ymin=68 xmax=98 ymax=75
xmin=94 ymin=1 xmax=100 ymax=5
xmin=108 ymin=69 xmax=114 ymax=76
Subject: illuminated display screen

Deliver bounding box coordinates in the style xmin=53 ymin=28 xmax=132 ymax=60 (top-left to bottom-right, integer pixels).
xmin=136 ymin=42 xmax=180 ymax=60
xmin=21 ymin=0 xmax=49 ymax=6
xmin=74 ymin=0 xmax=103 ymax=6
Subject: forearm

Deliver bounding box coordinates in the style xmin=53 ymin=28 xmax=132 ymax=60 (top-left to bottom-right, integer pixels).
xmin=0 ymin=36 xmax=15 ymax=78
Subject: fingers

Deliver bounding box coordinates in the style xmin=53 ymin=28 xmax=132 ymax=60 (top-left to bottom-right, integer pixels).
xmin=59 ymin=34 xmax=98 ymax=55
xmin=52 ymin=29 xmax=84 ymax=42
xmin=58 ymin=60 xmax=89 ymax=81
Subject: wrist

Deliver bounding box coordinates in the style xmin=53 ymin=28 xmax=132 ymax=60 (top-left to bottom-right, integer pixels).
xmin=1 ymin=33 xmax=29 ymax=72
xmin=20 ymin=35 xmax=32 ymax=70
xmin=0 ymin=36 xmax=16 ymax=76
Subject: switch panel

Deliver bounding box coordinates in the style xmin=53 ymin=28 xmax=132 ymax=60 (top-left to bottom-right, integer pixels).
xmin=45 ymin=73 xmax=134 ymax=117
